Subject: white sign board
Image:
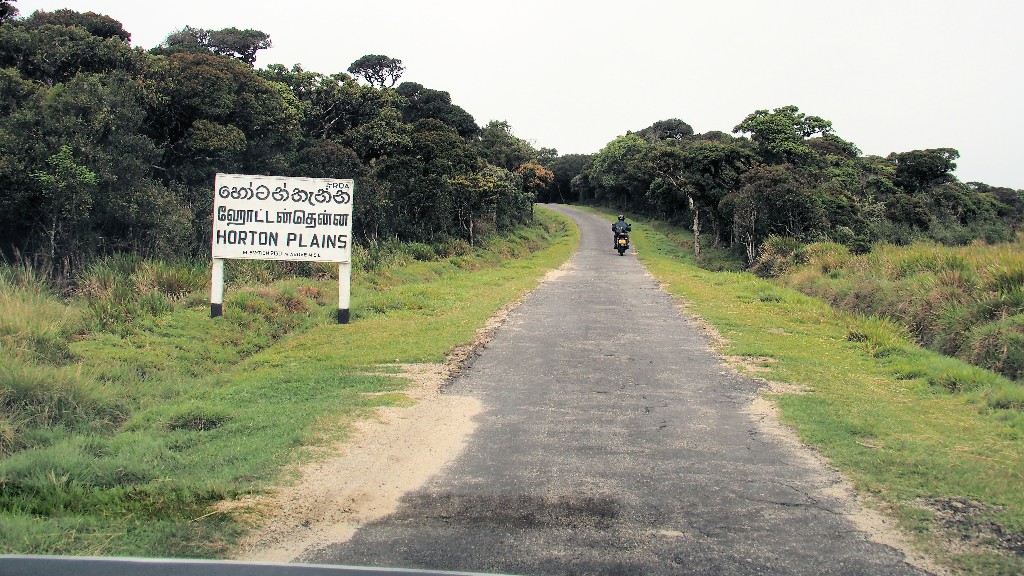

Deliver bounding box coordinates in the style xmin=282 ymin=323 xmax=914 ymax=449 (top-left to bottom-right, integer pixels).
xmin=212 ymin=173 xmax=354 ymax=263
xmin=210 ymin=173 xmax=356 ymax=323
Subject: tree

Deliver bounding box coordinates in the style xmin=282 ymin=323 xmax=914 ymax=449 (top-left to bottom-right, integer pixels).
xmin=24 ymin=8 xmax=131 ymax=41
xmin=395 ymin=81 xmax=478 ymax=138
xmin=648 ymin=138 xmax=753 ymax=259
xmin=587 ymin=134 xmax=652 ymax=209
xmin=152 ymin=26 xmax=272 ymax=65
xmin=343 ymin=106 xmax=411 ymax=163
xmin=0 ymin=65 xmax=37 ymax=115
xmin=348 ymin=54 xmax=404 ymax=88
xmin=516 ymin=162 xmax=554 ymax=219
xmin=636 ymin=118 xmax=694 ymax=143
xmin=724 ymin=165 xmax=826 ymax=264
xmin=475 ymin=120 xmax=536 ymax=170
xmin=451 ymin=167 xmax=521 ymax=245
xmin=31 ymin=146 xmax=97 ymax=271
xmin=260 ymin=64 xmax=392 ymax=142
xmin=733 ymin=105 xmax=833 ymax=164
xmin=0 ymin=0 xmax=18 ymax=22
xmin=207 ymin=27 xmax=271 ymax=65
xmin=0 ymin=21 xmax=140 ymax=85
xmin=541 ymin=153 xmax=590 ymax=203
xmin=143 ymin=52 xmax=301 ymax=249
xmin=889 ymin=148 xmax=959 ymax=193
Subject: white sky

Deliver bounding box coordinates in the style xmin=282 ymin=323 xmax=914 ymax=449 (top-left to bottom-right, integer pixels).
xmin=16 ymin=0 xmax=1024 ymax=189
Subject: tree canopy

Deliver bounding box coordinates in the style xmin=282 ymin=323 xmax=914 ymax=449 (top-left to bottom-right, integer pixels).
xmin=565 ymin=107 xmax=1021 ymax=265
xmin=0 ymin=3 xmax=1019 ymax=279
xmin=0 ymin=9 xmax=540 ymax=277
xmin=347 ymin=54 xmax=404 ymax=88
xmin=152 ymin=26 xmax=272 ymax=65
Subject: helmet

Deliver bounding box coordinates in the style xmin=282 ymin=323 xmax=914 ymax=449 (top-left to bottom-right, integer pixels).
xmin=617 ymin=215 xmax=625 ymax=221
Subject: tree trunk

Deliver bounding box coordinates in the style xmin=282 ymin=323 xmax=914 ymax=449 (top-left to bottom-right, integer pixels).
xmin=744 ymin=234 xmax=757 ymax=266
xmin=690 ymin=196 xmax=701 ymax=261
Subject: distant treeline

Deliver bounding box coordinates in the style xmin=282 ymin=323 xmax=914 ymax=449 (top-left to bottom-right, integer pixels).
xmin=0 ymin=2 xmax=551 ymax=279
xmin=539 ymin=111 xmax=1024 ymax=264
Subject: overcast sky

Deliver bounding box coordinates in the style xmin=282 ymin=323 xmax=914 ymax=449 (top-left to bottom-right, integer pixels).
xmin=17 ymin=0 xmax=1024 ymax=189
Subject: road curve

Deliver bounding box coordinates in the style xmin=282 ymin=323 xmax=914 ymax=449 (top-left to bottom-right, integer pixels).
xmin=302 ymin=205 xmax=924 ymax=575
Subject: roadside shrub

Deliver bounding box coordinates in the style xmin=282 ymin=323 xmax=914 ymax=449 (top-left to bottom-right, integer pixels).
xmin=928 ymin=364 xmax=1006 ymax=393
xmin=981 ymin=261 xmax=1024 ymax=295
xmin=165 ymin=406 xmax=232 ymax=432
xmin=982 ymin=385 xmax=1024 ymax=411
xmin=752 ymin=235 xmax=806 ymax=278
xmin=406 ymin=242 xmax=439 ymax=262
xmin=437 ymin=237 xmax=473 ymax=258
xmin=801 ymin=241 xmax=852 ymax=275
xmin=273 ymin=285 xmax=310 ymax=313
xmin=964 ymin=314 xmax=1024 ymax=381
xmin=77 ymin=256 xmax=144 ymax=333
xmin=226 ymin=260 xmax=279 ymax=285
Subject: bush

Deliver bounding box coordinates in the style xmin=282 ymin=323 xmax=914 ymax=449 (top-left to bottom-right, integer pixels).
xmin=802 ymin=241 xmax=852 ymax=275
xmin=752 ymin=235 xmax=806 ymax=278
xmin=965 ymin=314 xmax=1024 ymax=381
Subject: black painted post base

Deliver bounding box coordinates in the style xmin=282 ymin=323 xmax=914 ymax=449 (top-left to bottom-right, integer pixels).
xmin=211 ymin=303 xmax=222 ymax=318
xmin=337 ymin=308 xmax=350 ymax=324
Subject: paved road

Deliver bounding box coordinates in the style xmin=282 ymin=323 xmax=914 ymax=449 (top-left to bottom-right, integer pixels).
xmin=304 ymin=205 xmax=923 ymax=575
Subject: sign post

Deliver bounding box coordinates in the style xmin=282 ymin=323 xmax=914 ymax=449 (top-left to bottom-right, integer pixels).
xmin=210 ymin=173 xmax=355 ymax=324
xmin=210 ymin=258 xmax=225 ymax=318
xmin=338 ymin=262 xmax=351 ymax=324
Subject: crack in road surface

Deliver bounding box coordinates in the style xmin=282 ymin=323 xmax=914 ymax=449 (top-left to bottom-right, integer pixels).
xmin=275 ymin=206 xmax=935 ymax=574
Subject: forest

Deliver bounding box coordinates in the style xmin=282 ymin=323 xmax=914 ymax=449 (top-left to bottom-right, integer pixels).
xmin=0 ymin=2 xmax=550 ymax=282
xmin=2 ymin=1 xmax=1023 ymax=281
xmin=546 ymin=114 xmax=1023 ymax=265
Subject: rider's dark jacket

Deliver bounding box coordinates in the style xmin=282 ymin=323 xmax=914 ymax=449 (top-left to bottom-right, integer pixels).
xmin=612 ymin=221 xmax=631 ymax=234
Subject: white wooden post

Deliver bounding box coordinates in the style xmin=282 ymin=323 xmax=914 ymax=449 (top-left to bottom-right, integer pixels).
xmin=210 ymin=258 xmax=225 ymax=318
xmin=338 ymin=261 xmax=351 ymax=324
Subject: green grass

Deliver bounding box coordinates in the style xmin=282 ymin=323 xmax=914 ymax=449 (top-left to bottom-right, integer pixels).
xmin=0 ymin=208 xmax=578 ymax=557
xmin=587 ymin=208 xmax=1024 ymax=575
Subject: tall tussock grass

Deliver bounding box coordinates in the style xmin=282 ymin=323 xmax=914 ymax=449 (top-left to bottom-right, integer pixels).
xmin=77 ymin=255 xmax=210 ymax=333
xmin=774 ymin=235 xmax=1024 ymax=385
xmin=0 ymin=266 xmax=83 ymax=365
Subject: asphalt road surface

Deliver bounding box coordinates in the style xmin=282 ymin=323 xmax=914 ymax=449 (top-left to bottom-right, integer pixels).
xmin=304 ymin=205 xmax=924 ymax=575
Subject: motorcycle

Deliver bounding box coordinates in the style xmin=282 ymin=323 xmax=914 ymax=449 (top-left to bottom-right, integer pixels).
xmin=614 ymin=231 xmax=630 ymax=256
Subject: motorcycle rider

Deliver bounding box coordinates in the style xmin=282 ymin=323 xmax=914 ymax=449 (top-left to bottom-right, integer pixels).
xmin=612 ymin=214 xmax=631 ymax=248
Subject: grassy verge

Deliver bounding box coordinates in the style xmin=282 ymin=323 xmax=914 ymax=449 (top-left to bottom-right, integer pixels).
xmin=773 ymin=238 xmax=1024 ymax=382
xmin=586 ymin=207 xmax=1023 ymax=575
xmin=0 ymin=208 xmax=578 ymax=558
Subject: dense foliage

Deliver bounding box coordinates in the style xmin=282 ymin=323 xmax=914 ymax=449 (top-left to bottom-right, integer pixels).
xmin=542 ymin=107 xmax=1024 ymax=264
xmin=0 ymin=4 xmax=542 ymax=280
